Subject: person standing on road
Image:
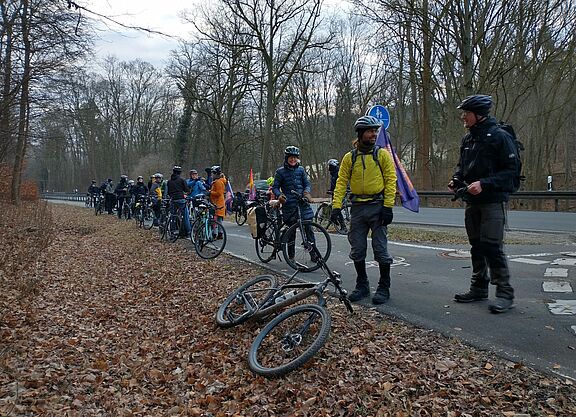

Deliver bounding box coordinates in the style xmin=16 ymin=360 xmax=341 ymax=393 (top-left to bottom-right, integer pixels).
xmin=272 ymin=146 xmax=315 ymax=260
xmin=209 ymin=166 xmax=227 ymax=239
xmin=449 ymin=94 xmax=518 ymax=313
xmin=330 ymin=116 xmax=397 ymax=305
xmin=115 ymin=175 xmax=130 ymax=219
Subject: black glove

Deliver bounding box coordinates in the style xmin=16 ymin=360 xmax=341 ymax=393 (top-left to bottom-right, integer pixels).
xmin=330 ymin=208 xmax=341 ymax=224
xmin=380 ymin=206 xmax=393 ymax=226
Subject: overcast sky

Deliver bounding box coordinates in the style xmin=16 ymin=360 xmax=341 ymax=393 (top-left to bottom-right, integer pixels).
xmin=87 ymin=0 xmax=349 ymax=69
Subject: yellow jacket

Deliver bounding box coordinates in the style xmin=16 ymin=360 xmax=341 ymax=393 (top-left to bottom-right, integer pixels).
xmin=332 ymin=148 xmax=397 ymax=208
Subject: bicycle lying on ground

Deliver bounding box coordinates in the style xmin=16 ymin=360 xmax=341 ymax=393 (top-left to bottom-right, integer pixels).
xmin=215 ymin=244 xmax=353 ymax=378
xmin=254 ymin=191 xmax=331 ymax=273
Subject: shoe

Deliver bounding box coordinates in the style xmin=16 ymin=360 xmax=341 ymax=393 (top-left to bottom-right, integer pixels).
xmin=489 ymin=297 xmax=514 ymax=313
xmin=216 ymin=234 xmax=223 ymax=240
xmin=454 ymin=289 xmax=488 ymax=303
xmin=372 ymin=286 xmax=390 ymax=305
xmin=348 ymin=285 xmax=370 ymax=302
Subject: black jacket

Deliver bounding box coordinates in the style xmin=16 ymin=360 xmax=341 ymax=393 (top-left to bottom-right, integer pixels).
xmin=453 ymin=116 xmax=518 ymax=204
xmin=167 ymin=174 xmax=190 ymax=200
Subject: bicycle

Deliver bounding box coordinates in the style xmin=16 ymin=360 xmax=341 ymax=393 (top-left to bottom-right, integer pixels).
xmin=191 ymin=199 xmax=227 ymax=259
xmin=215 ymin=244 xmax=354 ymax=378
xmin=134 ymin=196 xmax=154 ymax=229
xmin=84 ymin=193 xmax=92 ymax=208
xmin=314 ymin=191 xmax=351 ymax=235
xmin=232 ymin=192 xmax=248 ymax=226
xmin=94 ymin=194 xmax=104 ymax=215
xmin=254 ymin=191 xmax=331 ymax=273
xmin=118 ymin=196 xmax=132 ymax=220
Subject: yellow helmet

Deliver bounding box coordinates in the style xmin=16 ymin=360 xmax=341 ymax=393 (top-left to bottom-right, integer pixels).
xmin=266 ymin=176 xmax=274 ymax=186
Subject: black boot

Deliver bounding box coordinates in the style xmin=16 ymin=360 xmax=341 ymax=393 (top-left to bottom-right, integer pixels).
xmin=454 ymin=287 xmax=488 ymax=303
xmin=348 ymin=261 xmax=370 ymax=302
xmin=373 ymin=263 xmax=391 ymax=305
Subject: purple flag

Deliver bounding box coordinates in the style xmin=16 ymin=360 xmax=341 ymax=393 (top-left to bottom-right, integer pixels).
xmin=225 ymin=180 xmax=234 ymax=214
xmin=376 ymin=128 xmax=420 ymax=212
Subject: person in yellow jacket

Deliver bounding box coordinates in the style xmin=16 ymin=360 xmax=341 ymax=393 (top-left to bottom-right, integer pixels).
xmin=209 ymin=165 xmax=227 ymax=239
xmin=330 ymin=115 xmax=397 ymax=304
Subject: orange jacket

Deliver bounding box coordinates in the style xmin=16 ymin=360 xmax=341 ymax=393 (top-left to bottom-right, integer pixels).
xmin=210 ymin=175 xmax=227 ymax=217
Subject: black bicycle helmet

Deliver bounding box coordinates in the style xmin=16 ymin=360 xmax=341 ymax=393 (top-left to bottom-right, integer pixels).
xmin=327 ymin=159 xmax=339 ymax=167
xmin=172 ymin=165 xmax=182 ymax=174
xmin=284 ymin=146 xmax=300 ymax=157
xmin=354 ymin=115 xmax=382 ymax=132
xmin=211 ymin=165 xmax=222 ymax=175
xmin=457 ymin=95 xmax=492 ymax=116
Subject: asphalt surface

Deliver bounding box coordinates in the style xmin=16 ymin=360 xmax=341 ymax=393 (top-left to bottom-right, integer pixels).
xmin=223 ymin=221 xmax=576 ymax=381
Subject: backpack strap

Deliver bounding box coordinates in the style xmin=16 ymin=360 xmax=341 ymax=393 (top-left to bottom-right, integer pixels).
xmin=348 ymin=146 xmax=386 ymax=202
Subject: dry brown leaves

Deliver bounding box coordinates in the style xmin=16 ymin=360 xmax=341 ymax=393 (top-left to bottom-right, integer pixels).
xmin=1 ymin=204 xmax=575 ymax=416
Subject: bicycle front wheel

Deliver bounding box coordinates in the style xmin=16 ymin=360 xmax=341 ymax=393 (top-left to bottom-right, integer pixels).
xmin=215 ymin=275 xmax=278 ymax=328
xmin=282 ymin=221 xmax=331 ymax=272
xmin=248 ymin=304 xmax=331 ymax=378
xmin=142 ymin=207 xmax=154 ymax=230
xmin=194 ymin=219 xmax=226 ymax=259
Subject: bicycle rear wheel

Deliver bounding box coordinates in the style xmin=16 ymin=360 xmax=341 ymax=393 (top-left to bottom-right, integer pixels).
xmin=248 ymin=303 xmax=331 ymax=378
xmin=314 ymin=203 xmax=331 ymax=229
xmin=168 ymin=214 xmax=182 ymax=243
xmin=215 ymin=275 xmax=277 ymax=328
xmin=235 ymin=208 xmax=247 ymax=226
xmin=282 ymin=221 xmax=331 ymax=272
xmin=194 ymin=219 xmax=226 ymax=259
xmin=254 ymin=222 xmax=277 ymax=263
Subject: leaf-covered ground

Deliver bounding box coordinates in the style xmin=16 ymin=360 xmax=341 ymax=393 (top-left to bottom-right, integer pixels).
xmin=1 ymin=205 xmax=575 ymax=416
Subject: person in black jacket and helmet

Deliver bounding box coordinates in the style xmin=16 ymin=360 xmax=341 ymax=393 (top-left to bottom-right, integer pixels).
xmin=449 ymin=94 xmax=518 ymax=314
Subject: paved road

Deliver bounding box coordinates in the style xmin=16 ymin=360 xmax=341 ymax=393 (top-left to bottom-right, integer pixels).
xmin=223 ymin=220 xmax=576 ymax=381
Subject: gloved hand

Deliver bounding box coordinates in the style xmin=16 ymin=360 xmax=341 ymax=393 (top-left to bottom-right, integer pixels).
xmin=380 ymin=206 xmax=393 ymax=226
xmin=278 ymin=194 xmax=287 ymax=204
xmin=303 ymin=192 xmax=313 ymax=203
xmin=330 ymin=208 xmax=341 ymax=224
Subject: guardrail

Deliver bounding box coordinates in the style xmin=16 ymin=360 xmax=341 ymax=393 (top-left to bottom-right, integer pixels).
xmin=43 ymin=191 xmax=576 ymax=212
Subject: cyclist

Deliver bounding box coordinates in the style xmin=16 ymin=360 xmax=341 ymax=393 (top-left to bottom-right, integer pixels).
xmin=88 ymin=180 xmax=100 ymax=207
xmin=115 ymin=175 xmax=130 ymax=219
xmin=187 ymin=169 xmax=207 ymax=202
xmin=327 ymin=159 xmax=347 ymax=233
xmin=209 ymin=166 xmax=227 ymax=239
xmin=272 ymin=146 xmax=314 ymax=260
xmin=330 ymin=116 xmax=397 ymax=304
xmin=103 ymin=178 xmax=115 ymax=215
xmin=131 ymin=176 xmax=148 ymax=212
xmin=167 ymin=166 xmax=191 ymax=236
xmin=150 ymin=173 xmax=163 ymax=226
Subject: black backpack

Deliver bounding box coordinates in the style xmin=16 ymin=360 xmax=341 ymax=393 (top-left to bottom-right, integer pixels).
xmin=496 ymin=122 xmax=525 ymax=193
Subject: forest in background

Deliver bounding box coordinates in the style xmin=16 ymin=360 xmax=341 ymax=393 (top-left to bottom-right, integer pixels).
xmin=1 ymin=0 xmax=575 ymax=203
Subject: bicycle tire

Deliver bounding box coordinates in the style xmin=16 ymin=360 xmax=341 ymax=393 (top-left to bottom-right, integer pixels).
xmin=282 ymin=221 xmax=331 ymax=272
xmin=215 ymin=275 xmax=278 ymax=328
xmin=248 ymin=303 xmax=331 ymax=378
xmin=235 ymin=209 xmax=247 ymax=226
xmin=194 ymin=219 xmax=226 ymax=259
xmin=254 ymin=222 xmax=277 ymax=263
xmin=314 ymin=203 xmax=331 ymax=229
xmin=168 ymin=214 xmax=182 ymax=243
xmin=142 ymin=207 xmax=154 ymax=230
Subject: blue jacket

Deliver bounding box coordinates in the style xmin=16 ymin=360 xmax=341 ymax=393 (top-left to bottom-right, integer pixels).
xmin=272 ymin=162 xmax=313 ymax=222
xmin=187 ymin=178 xmax=207 ymax=198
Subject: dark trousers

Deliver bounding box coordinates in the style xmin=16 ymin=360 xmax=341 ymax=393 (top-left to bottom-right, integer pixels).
xmin=105 ymin=193 xmax=115 ymax=214
xmin=465 ymin=202 xmax=514 ymax=299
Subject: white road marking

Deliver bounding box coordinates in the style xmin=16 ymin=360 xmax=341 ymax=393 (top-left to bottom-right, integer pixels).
xmin=571 ymin=325 xmax=576 ymax=335
xmin=562 ymin=252 xmax=576 ymax=257
xmin=544 ymin=268 xmax=569 ymax=277
xmin=510 ymin=258 xmax=549 ymax=265
xmin=547 ymin=300 xmax=576 ymax=315
xmin=542 ymin=282 xmax=573 ymax=293
xmin=389 ymin=241 xmax=454 ymax=251
xmin=552 ymin=258 xmax=576 ymax=266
